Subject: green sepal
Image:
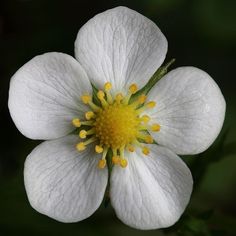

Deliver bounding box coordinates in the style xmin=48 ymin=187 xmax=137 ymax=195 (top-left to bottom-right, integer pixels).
xmin=130 ymin=58 xmax=175 ymax=103
xmin=91 ymin=83 xmax=101 ymax=106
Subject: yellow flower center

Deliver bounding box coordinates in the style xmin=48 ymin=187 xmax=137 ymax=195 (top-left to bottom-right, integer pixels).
xmin=72 ymin=82 xmax=161 ymax=169
xmin=94 ymin=104 xmax=139 ymax=149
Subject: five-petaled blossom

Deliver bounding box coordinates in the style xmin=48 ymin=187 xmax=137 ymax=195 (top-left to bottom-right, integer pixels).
xmin=8 ymin=7 xmax=225 ymax=230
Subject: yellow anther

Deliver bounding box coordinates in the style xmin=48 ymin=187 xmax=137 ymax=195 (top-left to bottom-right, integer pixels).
xmin=76 ymin=142 xmax=86 ymax=151
xmin=85 ymin=111 xmax=95 ymax=120
xmin=112 ymin=156 xmax=120 ymax=165
xmin=145 ymin=135 xmax=154 ymax=144
xmin=151 ymin=124 xmax=161 ymax=132
xmin=98 ymin=159 xmax=106 ymax=169
xmin=95 ymin=145 xmax=103 ymax=153
xmin=97 ymin=90 xmax=105 ymax=100
xmin=129 ymin=84 xmax=138 ymax=94
xmin=120 ymin=159 xmax=128 ymax=168
xmin=141 ymin=115 xmax=150 ymax=123
xmin=79 ymin=130 xmax=87 ymax=139
xmin=81 ymin=95 xmax=91 ymax=104
xmin=72 ymin=118 xmax=81 ymax=127
xmin=104 ymin=82 xmax=112 ymax=91
xmin=138 ymin=94 xmax=147 ymax=104
xmin=146 ymin=101 xmax=156 ymax=108
xmin=128 ymin=145 xmax=135 ymax=152
xmin=142 ymin=146 xmax=150 ymax=155
xmin=115 ymin=93 xmax=124 ymax=103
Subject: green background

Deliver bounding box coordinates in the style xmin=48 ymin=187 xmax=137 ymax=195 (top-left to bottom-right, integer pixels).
xmin=0 ymin=0 xmax=236 ymax=235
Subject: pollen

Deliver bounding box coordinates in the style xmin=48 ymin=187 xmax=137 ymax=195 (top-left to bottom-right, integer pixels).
xmin=95 ymin=145 xmax=103 ymax=153
xmin=142 ymin=146 xmax=150 ymax=155
xmin=72 ymin=118 xmax=81 ymax=127
xmin=112 ymin=156 xmax=120 ymax=164
xmin=81 ymin=95 xmax=91 ymax=104
xmin=141 ymin=115 xmax=150 ymax=123
xmin=151 ymin=123 xmax=161 ymax=132
xmin=79 ymin=130 xmax=87 ymax=139
xmin=120 ymin=159 xmax=128 ymax=168
xmin=76 ymin=142 xmax=86 ymax=151
xmin=138 ymin=94 xmax=147 ymax=104
xmin=104 ymin=82 xmax=112 ymax=91
xmin=146 ymin=101 xmax=156 ymax=108
xmin=85 ymin=111 xmax=94 ymax=120
xmin=73 ymin=82 xmax=160 ymax=169
xmin=129 ymin=84 xmax=138 ymax=94
xmin=98 ymin=159 xmax=106 ymax=169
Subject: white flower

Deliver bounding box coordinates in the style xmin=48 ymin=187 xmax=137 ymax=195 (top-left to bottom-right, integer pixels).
xmin=8 ymin=7 xmax=225 ymax=230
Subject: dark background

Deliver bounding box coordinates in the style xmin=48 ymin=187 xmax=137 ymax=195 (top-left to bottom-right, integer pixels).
xmin=0 ymin=0 xmax=236 ymax=235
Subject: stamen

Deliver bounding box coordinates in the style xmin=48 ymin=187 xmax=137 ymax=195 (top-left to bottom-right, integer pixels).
xmin=79 ymin=130 xmax=87 ymax=139
xmin=81 ymin=94 xmax=101 ymax=111
xmin=119 ymin=146 xmax=125 ymax=158
xmin=137 ymin=133 xmax=154 ymax=144
xmin=81 ymin=95 xmax=92 ymax=104
xmin=119 ymin=146 xmax=128 ymax=168
xmin=130 ymin=94 xmax=147 ymax=108
xmin=85 ymin=111 xmax=95 ymax=120
xmin=146 ymin=101 xmax=156 ymax=108
xmin=144 ymin=135 xmax=154 ymax=144
xmin=104 ymin=82 xmax=112 ymax=91
xmin=98 ymin=159 xmax=106 ymax=169
xmin=112 ymin=148 xmax=118 ymax=157
xmin=127 ymin=144 xmax=135 ymax=152
xmin=129 ymin=84 xmax=138 ymax=94
xmin=120 ymin=158 xmax=128 ymax=168
xmin=112 ymin=156 xmax=120 ymax=164
xmin=102 ymin=146 xmax=109 ymax=160
xmin=98 ymin=146 xmax=108 ymax=168
xmin=72 ymin=118 xmax=81 ymax=127
xmin=123 ymin=84 xmax=138 ymax=105
xmin=95 ymin=145 xmax=103 ymax=153
xmin=136 ymin=100 xmax=156 ymax=114
xmin=97 ymin=90 xmax=105 ymax=100
xmin=115 ymin=93 xmax=124 ymax=103
xmin=79 ymin=129 xmax=95 ymax=139
xmin=138 ymin=94 xmax=147 ymax=104
xmin=151 ymin=124 xmax=161 ymax=132
xmin=76 ymin=142 xmax=86 ymax=151
xmin=104 ymin=82 xmax=113 ymax=104
xmin=142 ymin=146 xmax=150 ymax=155
xmin=84 ymin=136 xmax=97 ymax=145
xmin=88 ymin=101 xmax=101 ymax=112
xmin=97 ymin=90 xmax=109 ymax=107
xmin=140 ymin=115 xmax=150 ymax=123
xmin=137 ymin=125 xmax=148 ymax=131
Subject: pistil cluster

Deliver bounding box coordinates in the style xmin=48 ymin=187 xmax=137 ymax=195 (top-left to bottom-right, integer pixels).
xmin=72 ymin=82 xmax=160 ymax=169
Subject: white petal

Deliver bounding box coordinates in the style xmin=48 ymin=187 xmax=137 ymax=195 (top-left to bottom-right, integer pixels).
xmin=146 ymin=67 xmax=226 ymax=155
xmin=8 ymin=52 xmax=92 ymax=140
xmin=110 ymin=145 xmax=193 ymax=230
xmin=24 ymin=135 xmax=108 ymax=223
xmin=75 ymin=6 xmax=167 ymax=92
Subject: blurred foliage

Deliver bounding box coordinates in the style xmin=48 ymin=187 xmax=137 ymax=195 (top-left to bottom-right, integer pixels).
xmin=1 ymin=0 xmax=236 ymax=236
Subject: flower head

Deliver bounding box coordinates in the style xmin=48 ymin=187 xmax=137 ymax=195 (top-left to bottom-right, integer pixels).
xmin=8 ymin=7 xmax=225 ymax=230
